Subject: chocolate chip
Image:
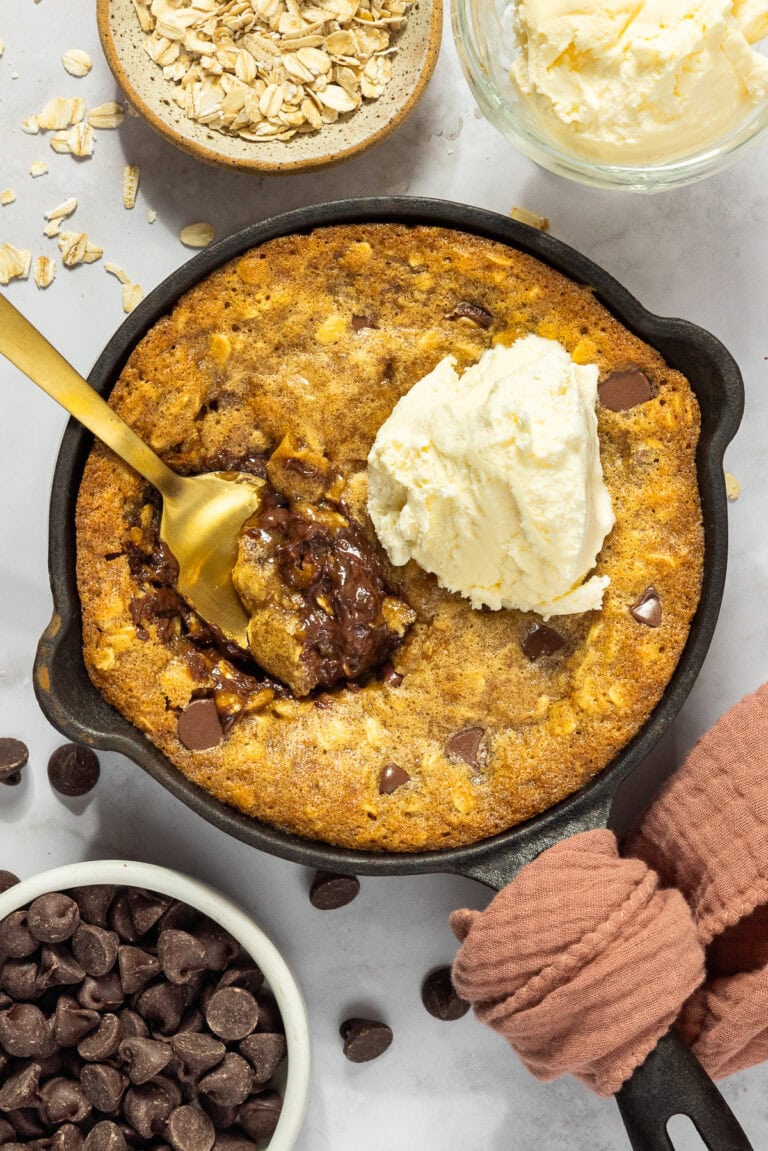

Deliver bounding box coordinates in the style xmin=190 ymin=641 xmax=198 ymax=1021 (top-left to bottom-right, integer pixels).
xmin=125 ymin=890 xmax=171 ymax=939
xmin=78 ymin=1014 xmax=122 ymax=1062
xmin=238 ymin=1092 xmax=282 ymax=1141
xmin=49 ymin=1124 xmax=84 ymax=1151
xmin=598 ymin=368 xmax=653 ymax=411
xmin=380 ymin=663 xmax=403 ymax=688
xmin=0 ymin=911 xmax=38 ymax=958
xmin=107 ymin=895 xmax=138 ymax=944
xmin=445 ymin=727 xmax=486 ymax=769
xmin=339 ymin=1018 xmax=393 ymax=1062
xmin=47 ymin=745 xmax=100 ymax=797
xmin=152 ymin=1075 xmax=183 ymax=1110
xmin=199 ymin=1099 xmax=238 ymax=1129
xmin=70 ymin=887 xmax=116 ymax=930
xmin=211 ymin=1135 xmax=258 ymax=1151
xmin=119 ymin=1037 xmax=173 ymax=1085
xmin=122 ymin=1083 xmax=174 ymax=1139
xmin=117 ymin=1008 xmax=148 ymax=1041
xmin=238 ymin=1034 xmax=286 ymax=1086
xmin=198 ymin=1053 xmax=252 ymax=1107
xmin=1 ymin=959 xmax=41 ymax=1001
xmin=521 ymin=623 xmax=565 ymax=661
xmin=214 ymin=964 xmax=264 ymax=997
xmin=118 ymin=946 xmax=161 ymax=995
xmin=170 ymin=1034 xmax=226 ymax=1082
xmin=78 ymin=974 xmax=124 ymax=1012
xmin=80 ymin=1065 xmax=126 ymax=1114
xmin=421 ymin=967 xmax=470 ymax=1021
xmin=136 ymin=982 xmax=185 ymax=1035
xmin=166 ymin=1105 xmax=215 ymax=1151
xmin=0 ymin=872 xmax=19 ymax=894
xmin=156 ymin=901 xmax=199 ymax=936
xmin=0 ymin=1063 xmax=41 ymax=1111
xmin=177 ymin=701 xmax=224 ymax=752
xmin=0 ymin=740 xmax=28 ymax=783
xmin=351 ymin=314 xmax=377 ymax=331
xmin=308 ymin=872 xmax=360 ymax=911
xmin=445 ymin=301 xmax=493 ymax=329
xmin=0 ymin=1004 xmax=49 ymax=1057
xmin=253 ymin=993 xmax=283 ymax=1035
xmin=38 ymin=944 xmax=86 ymax=989
xmin=39 ymin=1078 xmax=92 ymax=1125
xmin=195 ymin=923 xmax=239 ymax=973
xmin=630 ymin=587 xmax=662 ymax=628
xmin=205 ymin=988 xmax=259 ymax=1042
xmin=28 ymin=893 xmax=80 ymax=943
xmin=53 ymin=996 xmax=100 ymax=1048
xmin=0 ymin=1118 xmax=13 ymax=1143
xmin=176 ymin=1007 xmax=205 ymax=1035
xmin=70 ymin=925 xmax=119 ymax=979
xmin=378 ymin=764 xmax=410 ymax=794
xmin=157 ymin=931 xmax=208 ymax=986
xmin=7 ymin=1107 xmax=46 ymax=1138
xmin=83 ymin=1121 xmax=126 ymax=1151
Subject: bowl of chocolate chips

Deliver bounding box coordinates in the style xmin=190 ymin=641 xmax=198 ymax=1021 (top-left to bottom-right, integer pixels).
xmin=0 ymin=860 xmax=310 ymax=1150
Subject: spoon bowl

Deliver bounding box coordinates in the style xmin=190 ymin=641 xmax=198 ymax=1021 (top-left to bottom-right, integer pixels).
xmin=0 ymin=292 xmax=260 ymax=651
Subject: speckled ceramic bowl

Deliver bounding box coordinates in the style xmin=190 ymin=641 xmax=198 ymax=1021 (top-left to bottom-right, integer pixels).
xmin=97 ymin=0 xmax=442 ymax=173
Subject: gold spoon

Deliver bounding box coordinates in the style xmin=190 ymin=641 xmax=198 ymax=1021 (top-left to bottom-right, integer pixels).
xmin=0 ymin=293 xmax=262 ymax=650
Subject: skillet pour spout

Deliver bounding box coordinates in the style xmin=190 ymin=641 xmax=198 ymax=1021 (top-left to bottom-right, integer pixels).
xmin=34 ymin=198 xmax=745 ymax=1151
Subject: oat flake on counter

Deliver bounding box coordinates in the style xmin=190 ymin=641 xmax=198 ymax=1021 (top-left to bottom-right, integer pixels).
xmin=132 ymin=0 xmax=411 ymax=141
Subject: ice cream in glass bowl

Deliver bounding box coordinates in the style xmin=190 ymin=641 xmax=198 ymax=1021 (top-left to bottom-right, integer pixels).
xmin=451 ymin=0 xmax=768 ymax=190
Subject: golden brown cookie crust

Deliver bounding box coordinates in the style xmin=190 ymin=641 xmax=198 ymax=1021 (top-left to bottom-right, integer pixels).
xmin=76 ymin=224 xmax=703 ymax=852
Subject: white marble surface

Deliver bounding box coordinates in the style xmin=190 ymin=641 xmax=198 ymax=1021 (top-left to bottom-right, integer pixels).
xmin=1 ymin=2 xmax=768 ymax=1148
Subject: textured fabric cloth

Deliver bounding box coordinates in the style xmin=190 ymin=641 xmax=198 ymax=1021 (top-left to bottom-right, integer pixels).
xmin=451 ymin=683 xmax=768 ymax=1092
xmin=627 ymin=683 xmax=768 ymax=1078
xmin=450 ymin=829 xmax=705 ymax=1096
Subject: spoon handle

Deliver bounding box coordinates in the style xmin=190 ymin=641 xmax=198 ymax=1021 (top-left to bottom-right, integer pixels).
xmin=0 ymin=293 xmax=181 ymax=498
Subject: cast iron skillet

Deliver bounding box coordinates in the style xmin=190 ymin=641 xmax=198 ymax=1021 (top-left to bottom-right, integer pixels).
xmin=35 ymin=198 xmax=748 ymax=1151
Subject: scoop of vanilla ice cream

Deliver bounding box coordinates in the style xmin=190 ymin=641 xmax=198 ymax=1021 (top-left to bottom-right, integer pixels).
xmin=367 ymin=336 xmax=615 ymax=618
xmin=510 ymin=0 xmax=768 ymax=164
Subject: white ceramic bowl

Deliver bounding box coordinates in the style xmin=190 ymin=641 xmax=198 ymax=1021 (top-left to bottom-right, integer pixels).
xmin=0 ymin=860 xmax=311 ymax=1151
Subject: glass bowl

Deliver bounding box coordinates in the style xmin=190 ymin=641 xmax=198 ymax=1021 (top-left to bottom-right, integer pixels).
xmin=451 ymin=0 xmax=768 ymax=192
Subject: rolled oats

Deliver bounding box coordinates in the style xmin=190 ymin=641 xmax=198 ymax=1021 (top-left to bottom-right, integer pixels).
xmin=123 ymin=164 xmax=141 ymax=209
xmin=180 ymin=221 xmax=215 ymax=248
xmin=0 ymin=244 xmax=32 ymax=285
xmin=131 ymin=0 xmax=411 ymax=140
xmin=36 ymin=96 xmax=86 ymax=131
xmin=509 ymin=205 xmax=550 ymax=232
xmin=122 ymin=282 xmax=145 ymax=313
xmin=104 ymin=262 xmax=130 ymax=284
xmin=50 ymin=122 xmax=95 ymax=157
xmin=29 ymin=161 xmax=49 ymax=177
xmin=21 ymin=117 xmax=40 ymax=135
xmin=57 ymin=230 xmax=103 ymax=268
xmin=0 ymin=189 xmax=15 ymax=207
xmin=62 ymin=49 xmax=93 ymax=77
xmin=88 ymin=101 xmax=126 ymax=129
xmin=147 ymin=209 xmax=158 ymax=224
xmin=34 ymin=256 xmax=56 ymax=289
xmin=45 ymin=197 xmax=78 ymax=222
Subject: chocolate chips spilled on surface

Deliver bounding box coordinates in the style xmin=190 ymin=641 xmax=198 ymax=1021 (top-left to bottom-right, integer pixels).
xmin=176 ymin=700 xmax=224 ymax=752
xmin=48 ymin=744 xmax=101 ymax=797
xmin=444 ymin=728 xmax=486 ymax=770
xmin=377 ymin=763 xmax=410 ymax=795
xmin=421 ymin=967 xmax=470 ymax=1022
xmin=0 ymin=886 xmax=287 ymax=1148
xmin=630 ymin=587 xmax=662 ymax=628
xmin=521 ymin=623 xmax=565 ymax=661
xmin=308 ymin=872 xmax=360 ymax=911
xmin=339 ymin=1018 xmax=393 ymax=1063
xmin=0 ymin=738 xmax=29 ymax=787
xmin=598 ymin=368 xmax=653 ymax=412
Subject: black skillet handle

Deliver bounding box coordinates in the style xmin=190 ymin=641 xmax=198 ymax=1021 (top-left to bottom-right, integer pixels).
xmin=616 ymin=1030 xmax=752 ymax=1151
